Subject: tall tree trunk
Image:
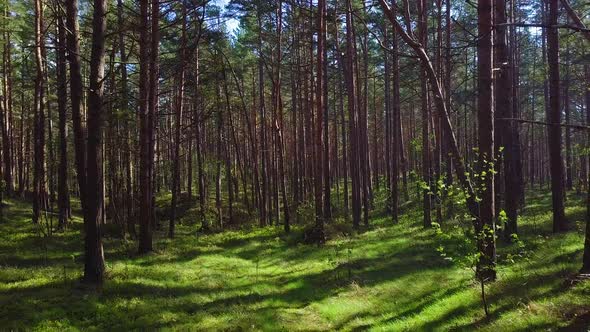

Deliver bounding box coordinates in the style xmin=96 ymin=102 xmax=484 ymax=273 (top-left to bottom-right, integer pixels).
xmin=563 ymin=42 xmax=572 ymax=191
xmin=117 ymin=0 xmax=134 ymax=237
xmin=138 ymin=0 xmax=157 ymax=253
xmin=582 ymin=64 xmax=590 ymax=273
xmin=321 ymin=0 xmax=331 ymax=221
xmin=83 ymin=0 xmax=107 ymax=285
xmin=33 ymin=0 xmax=46 ymax=225
xmin=477 ymin=0 xmax=496 ymax=281
xmin=392 ymin=0 xmax=402 ymax=223
xmin=547 ymin=0 xmax=568 ymax=232
xmin=56 ymin=8 xmax=70 ymax=228
xmin=495 ymin=0 xmax=519 ymax=239
xmin=418 ymin=0 xmax=432 ymax=228
xmin=313 ymin=0 xmax=326 ymax=241
xmin=65 ymin=0 xmax=87 ymax=220
xmin=257 ymin=13 xmax=268 ymax=227
xmin=1 ymin=6 xmax=12 ymax=196
xmin=345 ymin=0 xmax=361 ymax=230
xmin=274 ymin=1 xmax=290 ymax=232
xmin=384 ymin=24 xmax=392 ymax=216
xmin=169 ymin=3 xmax=187 ymax=238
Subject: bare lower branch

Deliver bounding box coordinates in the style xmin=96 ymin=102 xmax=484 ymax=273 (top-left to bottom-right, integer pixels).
xmin=497 ymin=118 xmax=590 ymax=131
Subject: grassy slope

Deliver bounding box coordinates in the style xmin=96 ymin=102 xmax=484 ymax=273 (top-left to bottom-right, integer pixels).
xmin=0 ymin=191 xmax=589 ymax=331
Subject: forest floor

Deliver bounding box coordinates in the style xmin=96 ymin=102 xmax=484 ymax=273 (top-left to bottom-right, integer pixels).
xmin=1 ymin=189 xmax=590 ymax=331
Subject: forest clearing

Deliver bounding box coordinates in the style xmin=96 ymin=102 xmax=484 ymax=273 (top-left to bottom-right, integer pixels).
xmin=0 ymin=0 xmax=590 ymax=330
xmin=1 ymin=190 xmax=589 ymax=330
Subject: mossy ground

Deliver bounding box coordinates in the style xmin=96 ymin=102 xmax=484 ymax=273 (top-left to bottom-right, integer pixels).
xmin=0 ymin=189 xmax=589 ymax=331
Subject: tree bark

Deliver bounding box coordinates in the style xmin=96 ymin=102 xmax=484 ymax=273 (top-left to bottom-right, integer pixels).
xmin=547 ymin=0 xmax=568 ymax=232
xmin=56 ymin=8 xmax=70 ymax=228
xmin=83 ymin=0 xmax=107 ymax=285
xmin=33 ymin=0 xmax=46 ymax=225
xmin=582 ymin=64 xmax=590 ymax=273
xmin=345 ymin=0 xmax=362 ymax=230
xmin=477 ymin=0 xmax=496 ymax=282
xmin=379 ymin=0 xmax=480 ymax=224
xmin=138 ymin=0 xmax=156 ymax=253
xmin=495 ymin=0 xmax=519 ymax=239
xmin=418 ymin=0 xmax=432 ymax=228
xmin=169 ymin=3 xmax=187 ymax=238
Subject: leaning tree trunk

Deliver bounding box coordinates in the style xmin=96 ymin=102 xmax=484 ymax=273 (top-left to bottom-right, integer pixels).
xmin=378 ymin=0 xmax=481 ymax=229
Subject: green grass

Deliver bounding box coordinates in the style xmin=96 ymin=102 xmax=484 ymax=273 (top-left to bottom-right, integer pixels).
xmin=0 ymin=189 xmax=589 ymax=331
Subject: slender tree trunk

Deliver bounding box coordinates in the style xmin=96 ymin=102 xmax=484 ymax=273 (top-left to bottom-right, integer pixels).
xmin=65 ymin=0 xmax=87 ymax=220
xmin=495 ymin=0 xmax=519 ymax=239
xmin=56 ymin=10 xmax=69 ymax=228
xmin=322 ymin=0 xmax=331 ymax=221
xmin=274 ymin=1 xmax=290 ymax=232
xmin=117 ymin=0 xmax=134 ymax=237
xmin=384 ymin=25 xmax=392 ymax=216
xmin=169 ymin=4 xmax=187 ymax=238
xmin=392 ymin=1 xmax=401 ymax=223
xmin=257 ymin=13 xmax=268 ymax=227
xmin=582 ymin=64 xmax=590 ymax=273
xmin=1 ymin=10 xmax=12 ymax=196
xmin=313 ymin=0 xmax=326 ymax=241
xmin=547 ymin=0 xmax=568 ymax=232
xmin=418 ymin=0 xmax=432 ymax=228
xmin=345 ymin=0 xmax=361 ymax=230
xmin=564 ymin=43 xmax=572 ymax=191
xmin=476 ymin=0 xmax=496 ymax=282
xmin=33 ymin=0 xmax=46 ymax=225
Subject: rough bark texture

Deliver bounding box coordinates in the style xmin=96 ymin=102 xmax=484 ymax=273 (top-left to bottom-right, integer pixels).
xmin=83 ymin=0 xmax=107 ymax=285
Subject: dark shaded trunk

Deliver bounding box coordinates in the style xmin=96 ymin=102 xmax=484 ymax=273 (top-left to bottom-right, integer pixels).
xmin=117 ymin=0 xmax=134 ymax=237
xmin=583 ymin=64 xmax=590 ymax=273
xmin=138 ymin=0 xmax=158 ymax=253
xmin=65 ymin=0 xmax=87 ymax=217
xmin=547 ymin=0 xmax=568 ymax=232
xmin=83 ymin=0 xmax=107 ymax=286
